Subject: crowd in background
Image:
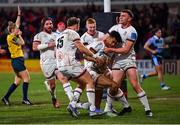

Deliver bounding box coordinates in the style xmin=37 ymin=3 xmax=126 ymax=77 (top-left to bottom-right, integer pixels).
xmin=0 ymin=3 xmax=180 ymax=59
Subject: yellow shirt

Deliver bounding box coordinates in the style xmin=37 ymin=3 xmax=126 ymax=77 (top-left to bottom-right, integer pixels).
xmin=7 ymin=34 xmax=24 ymax=58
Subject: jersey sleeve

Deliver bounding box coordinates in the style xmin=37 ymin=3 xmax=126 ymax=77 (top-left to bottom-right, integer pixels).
xmin=127 ymin=30 xmax=138 ymax=42
xmin=108 ymin=25 xmax=118 ymax=33
xmin=80 ymin=33 xmax=90 ymax=45
xmin=33 ymin=33 xmax=41 ymax=43
xmin=146 ymin=37 xmax=153 ymax=45
xmin=68 ymin=30 xmax=80 ymax=42
xmin=93 ymin=42 xmax=104 ymax=52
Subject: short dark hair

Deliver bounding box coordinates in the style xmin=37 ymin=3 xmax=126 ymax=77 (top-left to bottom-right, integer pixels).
xmin=109 ymin=31 xmax=122 ymax=44
xmin=152 ymin=27 xmax=161 ymax=35
xmin=121 ymin=9 xmax=134 ymax=19
xmin=67 ymin=17 xmax=80 ymax=27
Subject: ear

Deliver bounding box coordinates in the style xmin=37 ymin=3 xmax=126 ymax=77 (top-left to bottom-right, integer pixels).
xmin=128 ymin=17 xmax=132 ymax=22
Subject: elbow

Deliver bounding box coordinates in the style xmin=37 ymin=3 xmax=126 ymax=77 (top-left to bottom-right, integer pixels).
xmin=144 ymin=45 xmax=148 ymax=51
xmin=22 ymin=42 xmax=25 ymax=46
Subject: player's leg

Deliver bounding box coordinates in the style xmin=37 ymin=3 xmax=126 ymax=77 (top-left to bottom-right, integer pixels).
xmin=74 ymin=70 xmax=104 ymax=117
xmin=155 ymin=59 xmax=170 ymax=90
xmin=140 ymin=56 xmax=158 ymax=83
xmin=104 ymin=70 xmax=131 ymax=115
xmin=45 ymin=78 xmax=60 ymax=108
xmin=41 ymin=63 xmax=60 ymax=107
xmin=18 ymin=69 xmax=32 ymax=105
xmin=2 ymin=75 xmax=21 ymax=106
xmin=126 ymin=68 xmax=153 ymax=117
xmin=55 ymin=70 xmax=74 ymax=102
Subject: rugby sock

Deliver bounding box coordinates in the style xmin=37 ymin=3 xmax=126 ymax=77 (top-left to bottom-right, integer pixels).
xmin=63 ymin=82 xmax=74 ymax=101
xmin=74 ymin=87 xmax=82 ymax=101
xmin=4 ymin=83 xmax=17 ymax=99
xmin=50 ymin=87 xmax=56 ymax=100
xmin=116 ymin=89 xmax=130 ymax=108
xmin=143 ymin=74 xmax=148 ymax=79
xmin=137 ymin=91 xmax=151 ymax=111
xmin=160 ymin=82 xmax=165 ymax=87
xmin=104 ymin=94 xmax=113 ymax=112
xmin=23 ymin=82 xmax=29 ymax=100
xmin=86 ymin=89 xmax=96 ymax=111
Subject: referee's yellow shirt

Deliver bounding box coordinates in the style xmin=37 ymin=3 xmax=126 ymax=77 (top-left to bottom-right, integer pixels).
xmin=7 ymin=34 xmax=24 ymax=58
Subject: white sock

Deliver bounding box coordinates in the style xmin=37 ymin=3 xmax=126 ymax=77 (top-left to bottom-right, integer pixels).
xmin=104 ymin=89 xmax=113 ymax=112
xmin=116 ymin=89 xmax=130 ymax=108
xmin=137 ymin=91 xmax=151 ymax=111
xmin=63 ymin=82 xmax=74 ymax=101
xmin=86 ymin=88 xmax=96 ymax=111
xmin=74 ymin=87 xmax=82 ymax=101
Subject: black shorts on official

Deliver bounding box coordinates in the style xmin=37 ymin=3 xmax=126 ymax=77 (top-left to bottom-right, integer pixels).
xmin=11 ymin=57 xmax=26 ymax=73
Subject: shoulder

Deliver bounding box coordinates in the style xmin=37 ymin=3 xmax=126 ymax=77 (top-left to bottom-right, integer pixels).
xmin=128 ymin=26 xmax=137 ymax=34
xmin=97 ymin=31 xmax=105 ymax=37
xmin=7 ymin=34 xmax=14 ymax=41
xmin=109 ymin=24 xmax=120 ymax=32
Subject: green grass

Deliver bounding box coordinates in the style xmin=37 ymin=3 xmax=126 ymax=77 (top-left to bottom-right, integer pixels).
xmin=0 ymin=72 xmax=180 ymax=124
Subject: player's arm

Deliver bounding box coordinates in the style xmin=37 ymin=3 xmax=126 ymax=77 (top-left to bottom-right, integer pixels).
xmin=83 ymin=47 xmax=99 ymax=63
xmin=15 ymin=6 xmax=21 ymax=28
xmin=75 ymin=39 xmax=95 ymax=58
xmin=12 ymin=30 xmax=25 ymax=45
xmin=104 ymin=40 xmax=134 ymax=54
xmin=144 ymin=40 xmax=157 ymax=54
xmin=32 ymin=33 xmax=55 ymax=51
xmin=32 ymin=41 xmax=55 ymax=51
xmin=0 ymin=46 xmax=6 ymax=54
xmin=75 ymin=39 xmax=103 ymax=64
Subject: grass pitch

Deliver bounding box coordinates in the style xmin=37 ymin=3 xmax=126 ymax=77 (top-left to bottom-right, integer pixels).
xmin=0 ymin=72 xmax=180 ymax=124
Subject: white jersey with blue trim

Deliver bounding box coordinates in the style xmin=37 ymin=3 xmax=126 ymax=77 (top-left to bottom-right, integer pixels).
xmin=109 ymin=24 xmax=138 ymax=60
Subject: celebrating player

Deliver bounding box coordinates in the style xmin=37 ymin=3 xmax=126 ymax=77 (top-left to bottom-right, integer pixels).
xmin=32 ymin=17 xmax=61 ymax=108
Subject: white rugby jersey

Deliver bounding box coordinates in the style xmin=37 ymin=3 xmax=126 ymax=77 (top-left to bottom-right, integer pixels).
xmin=81 ymin=31 xmax=104 ymax=45
xmin=109 ymin=24 xmax=137 ymax=60
xmin=81 ymin=31 xmax=104 ymax=69
xmin=33 ymin=31 xmax=57 ymax=65
xmin=55 ymin=29 xmax=81 ymax=67
xmin=85 ymin=41 xmax=113 ymax=73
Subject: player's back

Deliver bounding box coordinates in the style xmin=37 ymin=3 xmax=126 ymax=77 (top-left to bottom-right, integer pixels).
xmin=55 ymin=29 xmax=81 ymax=67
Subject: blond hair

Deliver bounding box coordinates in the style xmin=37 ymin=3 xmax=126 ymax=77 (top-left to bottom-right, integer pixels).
xmin=86 ymin=18 xmax=96 ymax=25
xmin=7 ymin=21 xmax=16 ymax=33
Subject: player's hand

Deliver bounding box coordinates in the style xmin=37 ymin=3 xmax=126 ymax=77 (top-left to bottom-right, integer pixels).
xmin=95 ymin=57 xmax=104 ymax=65
xmin=18 ymin=5 xmax=21 ymax=15
xmin=48 ymin=42 xmax=56 ymax=48
xmin=18 ymin=30 xmax=22 ymax=35
xmin=104 ymin=47 xmax=112 ymax=53
xmin=0 ymin=47 xmax=6 ymax=54
xmin=152 ymin=50 xmax=157 ymax=54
